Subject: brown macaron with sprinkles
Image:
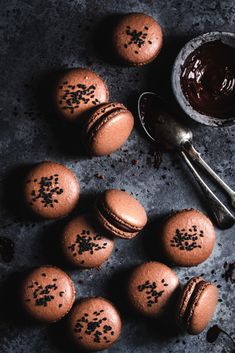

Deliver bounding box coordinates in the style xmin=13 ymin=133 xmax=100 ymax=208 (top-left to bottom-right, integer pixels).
xmin=61 ymin=214 xmax=114 ymax=268
xmin=175 ymin=277 xmax=218 ymax=334
xmin=161 ymin=209 xmax=216 ymax=267
xmin=55 ymin=68 xmax=109 ymax=122
xmin=21 ymin=266 xmax=75 ymax=323
xmin=68 ymin=297 xmax=122 ymax=351
xmin=83 ymin=102 xmax=134 ymax=156
xmin=127 ymin=262 xmax=180 ymax=318
xmin=95 ymin=189 xmax=147 ymax=239
xmin=24 ymin=161 xmax=80 ymax=219
xmin=113 ymin=13 xmax=163 ymax=65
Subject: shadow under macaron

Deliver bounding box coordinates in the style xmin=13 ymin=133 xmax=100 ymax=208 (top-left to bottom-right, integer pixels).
xmin=0 ymin=269 xmax=47 ymax=328
xmin=1 ymin=163 xmax=40 ymax=223
xmin=34 ymin=68 xmax=93 ymax=160
xmin=91 ymin=13 xmax=128 ymax=65
xmin=140 ymin=213 xmax=173 ymax=265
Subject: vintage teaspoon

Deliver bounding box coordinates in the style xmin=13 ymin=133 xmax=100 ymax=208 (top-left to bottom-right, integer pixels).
xmin=138 ymin=91 xmax=235 ymax=229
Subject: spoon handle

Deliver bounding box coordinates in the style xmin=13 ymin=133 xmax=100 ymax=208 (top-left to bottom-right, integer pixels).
xmin=180 ymin=151 xmax=235 ymax=229
xmin=183 ymin=142 xmax=235 ymax=208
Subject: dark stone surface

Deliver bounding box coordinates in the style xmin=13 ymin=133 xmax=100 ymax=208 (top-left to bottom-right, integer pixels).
xmin=0 ymin=1 xmax=234 ymax=352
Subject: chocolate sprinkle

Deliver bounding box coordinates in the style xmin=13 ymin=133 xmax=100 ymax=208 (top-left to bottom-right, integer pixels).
xmin=29 ymin=174 xmax=63 ymax=208
xmin=170 ymin=226 xmax=203 ymax=251
xmin=59 ymin=83 xmax=99 ymax=112
xmin=138 ymin=280 xmax=165 ymax=307
xmin=27 ymin=280 xmax=60 ymax=307
xmin=74 ymin=310 xmax=114 ymax=343
xmin=68 ymin=230 xmax=107 ymax=258
xmin=124 ymin=25 xmax=149 ymax=51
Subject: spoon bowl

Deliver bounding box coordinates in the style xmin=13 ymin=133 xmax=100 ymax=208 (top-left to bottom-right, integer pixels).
xmin=138 ymin=92 xmax=192 ymax=150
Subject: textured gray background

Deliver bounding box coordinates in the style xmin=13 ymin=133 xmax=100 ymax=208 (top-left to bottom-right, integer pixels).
xmin=0 ymin=0 xmax=234 ymax=352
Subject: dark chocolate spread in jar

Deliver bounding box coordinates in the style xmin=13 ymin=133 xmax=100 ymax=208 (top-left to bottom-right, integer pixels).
xmin=180 ymin=40 xmax=235 ymax=118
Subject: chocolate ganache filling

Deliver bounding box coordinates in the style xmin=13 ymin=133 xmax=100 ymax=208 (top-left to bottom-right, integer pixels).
xmin=180 ymin=40 xmax=235 ymax=118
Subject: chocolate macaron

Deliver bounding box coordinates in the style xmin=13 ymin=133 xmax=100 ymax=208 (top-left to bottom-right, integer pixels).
xmin=127 ymin=262 xmax=180 ymax=317
xmin=113 ymin=13 xmax=163 ymax=65
xmin=175 ymin=277 xmax=218 ymax=334
xmin=83 ymin=102 xmax=134 ymax=156
xmin=55 ymin=68 xmax=109 ymax=122
xmin=21 ymin=266 xmax=75 ymax=322
xmin=68 ymin=297 xmax=122 ymax=351
xmin=24 ymin=161 xmax=80 ymax=219
xmin=161 ymin=209 xmax=216 ymax=267
xmin=95 ymin=189 xmax=147 ymax=239
xmin=61 ymin=214 xmax=114 ymax=268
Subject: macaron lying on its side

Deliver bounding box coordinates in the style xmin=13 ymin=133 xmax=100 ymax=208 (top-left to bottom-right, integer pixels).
xmin=83 ymin=102 xmax=134 ymax=156
xmin=95 ymin=189 xmax=147 ymax=239
xmin=175 ymin=277 xmax=218 ymax=334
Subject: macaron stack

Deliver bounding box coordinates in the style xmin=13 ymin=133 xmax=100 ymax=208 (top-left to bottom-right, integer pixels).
xmin=17 ymin=11 xmax=222 ymax=353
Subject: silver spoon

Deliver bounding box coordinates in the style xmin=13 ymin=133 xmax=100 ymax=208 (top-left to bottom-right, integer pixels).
xmin=138 ymin=91 xmax=235 ymax=229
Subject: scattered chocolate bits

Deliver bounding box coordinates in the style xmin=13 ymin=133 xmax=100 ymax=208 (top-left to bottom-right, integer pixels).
xmin=29 ymin=174 xmax=63 ymax=208
xmin=94 ymin=173 xmax=105 ymax=180
xmin=131 ymin=159 xmax=139 ymax=166
xmin=222 ymin=262 xmax=235 ymax=284
xmin=170 ymin=226 xmax=203 ymax=251
xmin=74 ymin=310 xmax=114 ymax=343
xmin=0 ymin=236 xmax=15 ymax=262
xmin=59 ymin=83 xmax=99 ymax=113
xmin=68 ymin=230 xmax=107 ymax=258
xmin=138 ymin=280 xmax=166 ymax=307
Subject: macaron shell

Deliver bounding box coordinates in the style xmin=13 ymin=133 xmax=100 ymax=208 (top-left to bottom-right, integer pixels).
xmin=113 ymin=13 xmax=163 ymax=65
xmin=187 ymin=282 xmax=218 ymax=334
xmin=84 ymin=102 xmax=126 ymax=135
xmin=95 ymin=204 xmax=138 ymax=239
xmin=88 ymin=108 xmax=134 ymax=156
xmin=62 ymin=214 xmax=114 ymax=268
xmin=162 ymin=209 xmax=216 ymax=266
xmin=55 ymin=68 xmax=109 ymax=122
xmin=21 ymin=266 xmax=75 ymax=322
xmin=102 ymin=189 xmax=147 ymax=230
xmin=69 ymin=297 xmax=122 ymax=351
xmin=176 ymin=276 xmax=203 ymax=326
xmin=24 ymin=162 xmax=80 ymax=219
xmin=128 ymin=262 xmax=180 ymax=317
